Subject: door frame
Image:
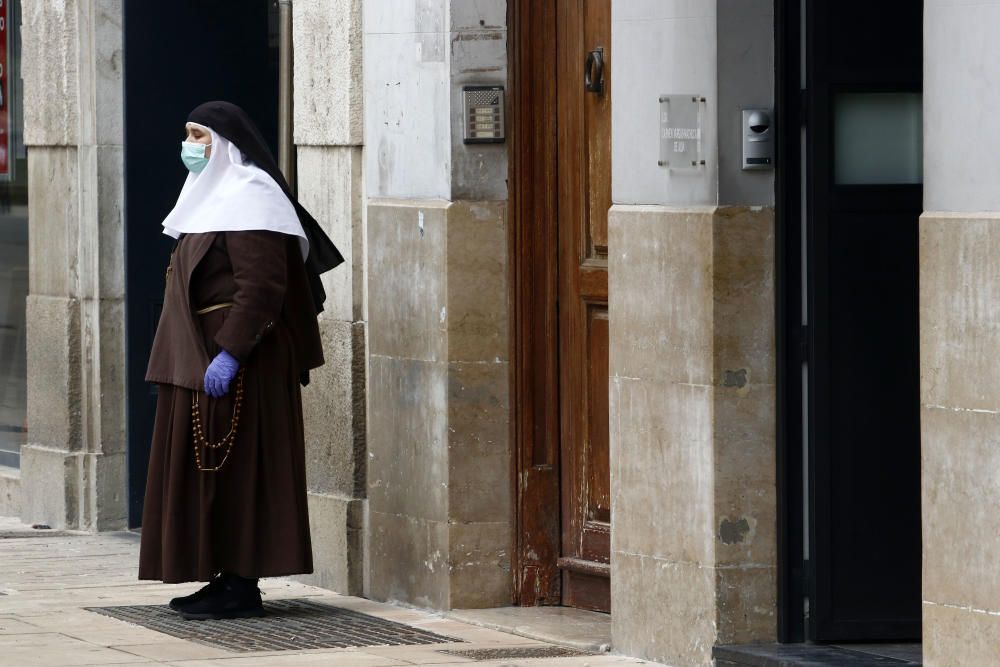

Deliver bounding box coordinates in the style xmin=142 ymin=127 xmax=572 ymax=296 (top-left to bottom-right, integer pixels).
xmin=508 ymin=0 xmax=563 ymax=606
xmin=775 ymin=0 xmax=806 ymax=642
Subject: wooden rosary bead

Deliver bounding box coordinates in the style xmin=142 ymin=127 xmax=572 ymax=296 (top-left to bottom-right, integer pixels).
xmin=191 ymin=368 xmax=247 ymax=472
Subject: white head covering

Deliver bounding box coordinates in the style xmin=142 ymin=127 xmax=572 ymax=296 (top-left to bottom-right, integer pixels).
xmin=161 ymin=123 xmax=309 ymax=259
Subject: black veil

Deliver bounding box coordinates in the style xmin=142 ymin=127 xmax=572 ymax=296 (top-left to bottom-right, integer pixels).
xmin=188 ymin=101 xmax=345 ymax=313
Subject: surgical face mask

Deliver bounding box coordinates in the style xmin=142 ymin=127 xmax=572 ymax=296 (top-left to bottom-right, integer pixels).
xmin=181 ymin=141 xmax=211 ymax=173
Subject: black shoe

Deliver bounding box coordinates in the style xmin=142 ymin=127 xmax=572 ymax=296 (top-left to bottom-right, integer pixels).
xmin=177 ymin=573 xmax=265 ymax=621
xmin=168 ymin=572 xmax=225 ymax=612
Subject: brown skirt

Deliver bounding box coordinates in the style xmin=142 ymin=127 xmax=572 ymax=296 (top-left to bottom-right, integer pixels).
xmin=138 ymin=309 xmax=313 ymax=583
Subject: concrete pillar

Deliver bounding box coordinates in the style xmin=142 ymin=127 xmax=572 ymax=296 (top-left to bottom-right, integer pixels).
xmin=608 ymin=1 xmax=776 ymax=664
xmin=921 ymin=1 xmax=1000 ymax=662
xmin=363 ymin=0 xmax=511 ymax=609
xmin=291 ymin=0 xmax=367 ymax=595
xmin=19 ymin=0 xmax=126 ymax=531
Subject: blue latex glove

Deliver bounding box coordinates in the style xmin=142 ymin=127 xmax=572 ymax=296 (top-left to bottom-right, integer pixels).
xmin=204 ymin=350 xmax=240 ymax=398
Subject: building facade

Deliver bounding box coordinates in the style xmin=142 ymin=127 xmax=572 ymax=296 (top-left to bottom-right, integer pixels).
xmin=1 ymin=0 xmax=996 ymax=665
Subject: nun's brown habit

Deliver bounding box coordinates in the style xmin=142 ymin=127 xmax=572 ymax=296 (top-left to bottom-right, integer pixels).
xmin=138 ymin=102 xmax=343 ymax=583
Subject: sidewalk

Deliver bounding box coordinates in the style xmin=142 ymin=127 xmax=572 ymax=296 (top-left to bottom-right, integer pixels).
xmin=0 ymin=518 xmax=655 ymax=667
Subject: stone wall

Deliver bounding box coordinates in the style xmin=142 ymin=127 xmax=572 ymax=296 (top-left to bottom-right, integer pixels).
xmin=19 ymin=0 xmax=126 ymax=531
xmin=291 ymin=0 xmax=367 ymax=595
xmin=362 ymin=0 xmax=510 ymax=610
xmin=366 ymin=199 xmax=510 ymax=609
xmin=607 ymin=1 xmax=776 ymax=663
xmin=920 ymin=213 xmax=1000 ymax=663
xmin=608 ymin=205 xmax=776 ymax=666
xmin=921 ymin=2 xmax=1000 ymax=662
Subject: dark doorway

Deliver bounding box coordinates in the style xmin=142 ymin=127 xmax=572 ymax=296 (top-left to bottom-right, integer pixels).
xmin=124 ymin=1 xmax=280 ymax=527
xmin=777 ymin=0 xmax=923 ymax=642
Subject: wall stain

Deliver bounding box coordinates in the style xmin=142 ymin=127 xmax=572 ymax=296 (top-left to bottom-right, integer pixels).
xmin=719 ymin=517 xmax=751 ymax=544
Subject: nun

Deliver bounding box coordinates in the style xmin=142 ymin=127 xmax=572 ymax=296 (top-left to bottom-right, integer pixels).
xmin=138 ymin=101 xmax=343 ymax=620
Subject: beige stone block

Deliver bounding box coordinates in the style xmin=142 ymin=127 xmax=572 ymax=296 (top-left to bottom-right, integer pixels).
xmin=447 ymin=360 xmax=510 ymax=524
xmin=920 ymin=214 xmax=1000 ymax=411
xmin=715 ymin=566 xmax=777 ymax=645
xmin=0 ymin=642 xmax=151 ymax=666
xmin=367 ymin=200 xmax=449 ymax=361
xmin=92 ymin=0 xmax=124 ymax=147
xmin=91 ymin=297 xmax=127 ymax=456
xmin=0 ymin=467 xmax=21 ymax=517
xmin=26 ymin=295 xmax=81 ymax=452
xmin=609 ymin=376 xmax=714 ymax=565
xmin=608 ymin=205 xmax=715 ymax=386
xmin=19 ymin=445 xmax=79 ymax=528
xmin=448 ymin=520 xmax=512 ymax=609
xmin=303 ymin=319 xmax=365 ymax=497
xmin=95 ymin=145 xmax=126 ymax=299
xmin=111 ymin=638 xmax=231 ymax=661
xmin=610 ymin=551 xmax=716 ymax=667
xmin=713 ymin=388 xmax=776 ymax=482
xmin=713 ymin=480 xmax=776 ymax=570
xmin=28 ymin=148 xmax=79 ymax=297
xmin=293 ymin=0 xmax=364 ymax=146
xmin=923 ymin=602 xmax=998 ymax=666
xmin=446 ymin=201 xmax=509 ymax=363
xmin=368 ymin=509 xmax=449 ymax=609
xmin=367 ymin=355 xmax=448 ymax=523
xmin=294 ymin=493 xmax=364 ymax=596
xmin=713 ymin=387 xmax=777 ymax=568
xmin=921 ymin=405 xmax=1000 ymax=611
xmin=297 ymin=146 xmax=364 ymax=323
xmin=22 ymin=1 xmax=79 ymax=146
xmin=92 ymin=451 xmax=126 ymax=531
xmin=713 ymin=206 xmax=776 ymax=385
xmin=445 ymin=606 xmax=610 ymax=651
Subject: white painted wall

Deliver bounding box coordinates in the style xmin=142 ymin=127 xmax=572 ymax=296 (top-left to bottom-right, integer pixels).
xmin=611 ymin=0 xmax=774 ymax=207
xmin=364 ymin=0 xmax=508 ymax=201
xmin=364 ymin=0 xmax=452 ymax=199
xmin=612 ymin=0 xmax=719 ymax=206
xmin=924 ymin=0 xmax=1000 ymax=213
xmin=717 ymin=0 xmax=774 ymax=206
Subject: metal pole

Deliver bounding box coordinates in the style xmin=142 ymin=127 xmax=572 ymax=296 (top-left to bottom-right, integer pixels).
xmin=278 ymin=0 xmax=296 ymax=192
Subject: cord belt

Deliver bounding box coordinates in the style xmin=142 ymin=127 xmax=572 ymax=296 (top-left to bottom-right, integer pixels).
xmin=195 ymin=302 xmax=235 ymax=316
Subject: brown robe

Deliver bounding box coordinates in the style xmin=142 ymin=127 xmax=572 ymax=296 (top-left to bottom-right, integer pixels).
xmin=138 ymin=230 xmax=324 ymax=583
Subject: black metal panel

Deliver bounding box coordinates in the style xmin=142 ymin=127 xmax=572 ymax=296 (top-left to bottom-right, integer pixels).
xmin=124 ymin=1 xmax=279 ymax=527
xmin=805 ymin=0 xmax=923 ymax=642
xmin=715 ymin=642 xmax=921 ymax=666
xmin=778 ymin=0 xmax=923 ymax=643
xmin=87 ymin=599 xmax=464 ymax=651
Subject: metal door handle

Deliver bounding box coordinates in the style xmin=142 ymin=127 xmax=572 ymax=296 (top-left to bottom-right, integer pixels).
xmin=585 ymin=48 xmax=605 ymax=94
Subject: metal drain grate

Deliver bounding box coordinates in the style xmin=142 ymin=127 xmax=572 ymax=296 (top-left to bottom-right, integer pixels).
xmin=86 ymin=598 xmax=464 ymax=653
xmin=438 ymin=646 xmax=594 ymax=661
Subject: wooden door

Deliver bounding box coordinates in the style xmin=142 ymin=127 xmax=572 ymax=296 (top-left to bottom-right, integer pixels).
xmin=510 ymin=0 xmax=612 ymax=611
xmin=555 ymin=0 xmax=612 ymax=612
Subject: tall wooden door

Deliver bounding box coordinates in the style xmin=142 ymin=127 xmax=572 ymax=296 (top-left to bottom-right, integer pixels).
xmin=510 ymin=0 xmax=612 ymax=613
xmin=555 ymin=0 xmax=612 ymax=612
